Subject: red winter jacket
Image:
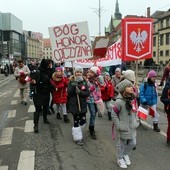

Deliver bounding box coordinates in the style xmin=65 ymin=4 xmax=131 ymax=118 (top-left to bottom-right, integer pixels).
xmin=100 ymin=80 xmax=114 ymax=101
xmin=51 ymin=77 xmax=68 ymax=104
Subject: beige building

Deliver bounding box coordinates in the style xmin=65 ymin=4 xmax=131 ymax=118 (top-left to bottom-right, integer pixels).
xmin=42 ymin=38 xmax=52 ymax=59
xmin=152 ymin=9 xmax=170 ymax=65
xmin=24 ymin=31 xmax=43 ymax=61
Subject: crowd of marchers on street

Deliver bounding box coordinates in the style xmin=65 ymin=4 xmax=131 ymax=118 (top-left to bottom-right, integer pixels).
xmin=12 ymin=58 xmax=170 ymax=169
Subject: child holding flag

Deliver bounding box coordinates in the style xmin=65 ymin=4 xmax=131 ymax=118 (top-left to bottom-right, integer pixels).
xmin=112 ymin=79 xmax=139 ymax=169
xmin=139 ymin=70 xmax=160 ymax=132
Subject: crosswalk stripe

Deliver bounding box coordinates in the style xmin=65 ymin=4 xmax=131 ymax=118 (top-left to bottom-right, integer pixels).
xmin=0 ymin=127 xmax=14 ymax=145
xmin=0 ymin=166 xmax=8 ymax=170
xmin=14 ymin=89 xmax=20 ymax=98
xmin=24 ymin=120 xmax=34 ymax=132
xmin=11 ymin=100 xmax=18 ymax=105
xmin=17 ymin=151 xmax=35 ymax=170
xmin=28 ymin=105 xmax=35 ymax=113
xmin=7 ymin=110 xmax=16 ymax=118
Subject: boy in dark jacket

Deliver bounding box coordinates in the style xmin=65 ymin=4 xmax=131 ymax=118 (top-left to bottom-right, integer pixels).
xmin=160 ymin=73 xmax=170 ymax=147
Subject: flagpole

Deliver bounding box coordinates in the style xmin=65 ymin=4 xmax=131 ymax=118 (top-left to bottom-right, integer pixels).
xmin=136 ymin=60 xmax=138 ymax=86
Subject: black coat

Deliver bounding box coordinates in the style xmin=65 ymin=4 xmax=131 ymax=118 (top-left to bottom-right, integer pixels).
xmin=67 ymin=77 xmax=90 ymax=115
xmin=33 ymin=67 xmax=52 ymax=105
xmin=160 ymin=80 xmax=170 ymax=114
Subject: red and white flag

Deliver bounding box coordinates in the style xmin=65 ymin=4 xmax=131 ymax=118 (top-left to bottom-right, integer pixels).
xmin=149 ymin=107 xmax=155 ymax=117
xmin=137 ymin=106 xmax=148 ymax=120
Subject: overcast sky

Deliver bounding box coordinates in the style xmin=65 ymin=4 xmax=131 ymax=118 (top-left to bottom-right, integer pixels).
xmin=1 ymin=0 xmax=170 ymax=38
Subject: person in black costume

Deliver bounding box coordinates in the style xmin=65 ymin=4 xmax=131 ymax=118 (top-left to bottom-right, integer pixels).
xmin=31 ymin=59 xmax=53 ymax=133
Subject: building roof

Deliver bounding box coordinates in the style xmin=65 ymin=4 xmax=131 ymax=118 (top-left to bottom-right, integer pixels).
xmin=42 ymin=38 xmax=51 ymax=47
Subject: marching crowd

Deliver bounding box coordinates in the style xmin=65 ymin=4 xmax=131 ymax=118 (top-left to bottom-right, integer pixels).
xmin=13 ymin=59 xmax=170 ymax=169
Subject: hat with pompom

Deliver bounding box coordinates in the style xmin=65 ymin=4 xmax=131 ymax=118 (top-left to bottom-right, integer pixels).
xmin=147 ymin=70 xmax=157 ymax=78
xmin=117 ymin=79 xmax=133 ymax=93
xmin=90 ymin=66 xmax=101 ymax=76
xmin=122 ymin=70 xmax=135 ymax=82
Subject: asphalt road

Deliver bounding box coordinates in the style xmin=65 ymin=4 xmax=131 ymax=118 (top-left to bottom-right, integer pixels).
xmin=0 ymin=76 xmax=169 ymax=170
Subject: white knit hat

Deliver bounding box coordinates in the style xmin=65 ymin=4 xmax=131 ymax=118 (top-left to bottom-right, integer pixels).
xmin=122 ymin=70 xmax=135 ymax=82
xmin=90 ymin=66 xmax=101 ymax=76
xmin=74 ymin=67 xmax=83 ymax=73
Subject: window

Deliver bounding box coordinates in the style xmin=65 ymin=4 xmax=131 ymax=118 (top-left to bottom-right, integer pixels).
xmin=166 ymin=17 xmax=170 ymax=27
xmin=160 ymin=51 xmax=163 ymax=56
xmin=166 ymin=50 xmax=169 ymax=57
xmin=153 ymin=37 xmax=156 ymax=46
xmin=160 ymin=20 xmax=163 ymax=29
xmin=153 ymin=51 xmax=156 ymax=57
xmin=160 ymin=34 xmax=164 ymax=45
xmin=166 ymin=33 xmax=170 ymax=45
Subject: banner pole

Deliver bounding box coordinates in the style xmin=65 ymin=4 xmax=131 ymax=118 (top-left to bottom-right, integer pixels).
xmin=136 ymin=60 xmax=138 ymax=86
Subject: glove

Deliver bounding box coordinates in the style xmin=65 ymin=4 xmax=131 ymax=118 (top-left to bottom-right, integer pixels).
xmin=76 ymin=86 xmax=81 ymax=94
xmin=142 ymin=101 xmax=147 ymax=105
xmin=159 ymin=82 xmax=164 ymax=86
xmin=71 ymin=81 xmax=78 ymax=86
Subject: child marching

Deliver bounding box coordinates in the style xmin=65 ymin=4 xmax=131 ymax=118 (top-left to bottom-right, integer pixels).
xmin=67 ymin=67 xmax=90 ymax=146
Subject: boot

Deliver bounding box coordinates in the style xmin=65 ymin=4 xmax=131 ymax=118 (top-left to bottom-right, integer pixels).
xmin=153 ymin=123 xmax=160 ymax=132
xmin=108 ymin=112 xmax=112 ymax=121
xmin=44 ymin=119 xmax=50 ymax=124
xmin=89 ymin=126 xmax=96 ymax=139
xmin=56 ymin=113 xmax=62 ymax=119
xmin=34 ymin=125 xmax=39 ymax=133
xmin=64 ymin=115 xmax=70 ymax=123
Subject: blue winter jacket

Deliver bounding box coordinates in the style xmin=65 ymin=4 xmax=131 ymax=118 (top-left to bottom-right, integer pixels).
xmin=139 ymin=82 xmax=158 ymax=106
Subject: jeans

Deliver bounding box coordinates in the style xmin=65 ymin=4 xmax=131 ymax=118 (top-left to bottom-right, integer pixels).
xmin=87 ymin=103 xmax=97 ymax=126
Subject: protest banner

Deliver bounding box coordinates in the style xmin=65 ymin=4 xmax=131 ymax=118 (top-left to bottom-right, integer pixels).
xmin=65 ymin=38 xmax=122 ymax=68
xmin=49 ymin=21 xmax=93 ymax=63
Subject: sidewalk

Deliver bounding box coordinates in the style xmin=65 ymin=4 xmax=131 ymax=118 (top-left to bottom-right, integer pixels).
xmin=0 ymin=74 xmax=14 ymax=84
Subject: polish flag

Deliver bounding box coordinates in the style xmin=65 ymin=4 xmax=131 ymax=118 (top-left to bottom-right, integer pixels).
xmin=149 ymin=107 xmax=155 ymax=117
xmin=25 ymin=76 xmax=31 ymax=82
xmin=137 ymin=106 xmax=148 ymax=120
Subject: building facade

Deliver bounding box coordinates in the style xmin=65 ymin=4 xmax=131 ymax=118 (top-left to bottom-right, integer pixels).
xmin=152 ymin=9 xmax=170 ymax=65
xmin=42 ymin=38 xmax=52 ymax=59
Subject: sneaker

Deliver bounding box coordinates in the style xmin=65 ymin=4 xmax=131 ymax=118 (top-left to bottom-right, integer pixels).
xmin=76 ymin=140 xmax=83 ymax=146
xmin=117 ymin=158 xmax=127 ymax=169
xmin=123 ymin=155 xmax=131 ymax=166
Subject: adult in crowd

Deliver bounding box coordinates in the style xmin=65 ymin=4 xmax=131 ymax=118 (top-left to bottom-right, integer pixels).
xmin=14 ymin=59 xmax=30 ymax=105
xmin=67 ymin=67 xmax=90 ymax=146
xmin=31 ymin=59 xmax=53 ymax=133
xmin=28 ymin=60 xmax=38 ymax=100
xmin=160 ymin=73 xmax=170 ymax=147
xmin=160 ymin=61 xmax=170 ymax=86
xmin=112 ymin=68 xmax=122 ymax=101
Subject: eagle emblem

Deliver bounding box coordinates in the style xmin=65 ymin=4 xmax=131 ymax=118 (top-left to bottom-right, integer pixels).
xmin=130 ymin=29 xmax=148 ymax=53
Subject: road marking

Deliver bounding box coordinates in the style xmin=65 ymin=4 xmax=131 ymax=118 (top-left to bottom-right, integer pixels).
xmin=141 ymin=120 xmax=167 ymax=137
xmin=17 ymin=151 xmax=35 ymax=170
xmin=0 ymin=127 xmax=14 ymax=145
xmin=0 ymin=166 xmax=8 ymax=170
xmin=24 ymin=120 xmax=34 ymax=132
xmin=14 ymin=89 xmax=20 ymax=97
xmin=7 ymin=110 xmax=16 ymax=118
xmin=11 ymin=100 xmax=18 ymax=105
xmin=28 ymin=105 xmax=35 ymax=113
